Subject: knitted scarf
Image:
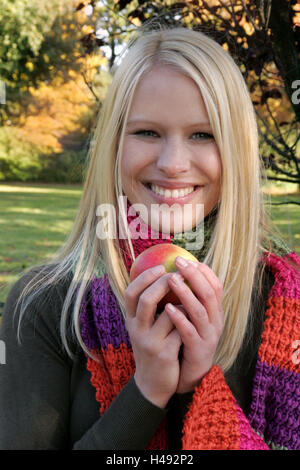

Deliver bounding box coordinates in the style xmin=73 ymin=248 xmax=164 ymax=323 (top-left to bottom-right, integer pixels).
xmin=79 ymin=201 xmax=300 ymax=450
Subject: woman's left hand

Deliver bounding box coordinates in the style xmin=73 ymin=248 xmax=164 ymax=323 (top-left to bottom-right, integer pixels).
xmin=165 ymin=257 xmax=224 ymax=394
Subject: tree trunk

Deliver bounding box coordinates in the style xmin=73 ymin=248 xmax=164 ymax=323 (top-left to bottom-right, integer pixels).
xmin=268 ymin=0 xmax=300 ymax=121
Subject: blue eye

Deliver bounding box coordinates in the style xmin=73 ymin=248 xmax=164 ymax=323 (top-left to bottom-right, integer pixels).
xmin=133 ymin=130 xmax=214 ymax=140
xmin=191 ymin=132 xmax=214 ymax=140
xmin=134 ymin=130 xmax=158 ymax=137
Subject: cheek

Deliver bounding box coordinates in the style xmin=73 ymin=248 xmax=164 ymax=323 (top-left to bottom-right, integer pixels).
xmin=199 ymin=145 xmax=222 ymax=182
xmin=213 ymin=156 xmax=222 ymax=183
xmin=210 ymin=145 xmax=222 ymax=181
xmin=120 ymin=142 xmax=137 ymax=180
xmin=121 ymin=139 xmax=154 ymax=176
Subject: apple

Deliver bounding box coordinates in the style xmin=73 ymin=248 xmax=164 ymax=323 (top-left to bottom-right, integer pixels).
xmin=129 ymin=243 xmax=198 ymax=311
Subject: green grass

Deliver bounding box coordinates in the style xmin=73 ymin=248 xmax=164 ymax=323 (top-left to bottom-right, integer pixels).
xmin=0 ymin=182 xmax=299 ymax=309
xmin=263 ymin=191 xmax=300 ymax=254
xmin=0 ymin=183 xmax=82 ymax=306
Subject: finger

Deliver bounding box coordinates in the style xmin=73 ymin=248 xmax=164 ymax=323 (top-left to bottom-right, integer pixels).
xmin=150 ymin=309 xmax=177 ymax=341
xmin=135 ymin=273 xmax=174 ymax=330
xmin=167 ymin=274 xmax=211 ymax=338
xmin=165 ymin=303 xmax=200 ymax=349
xmin=174 ymin=257 xmax=222 ymax=327
xmin=124 ymin=265 xmax=165 ymax=318
xmin=166 ymin=328 xmax=182 ymax=357
xmin=191 ymin=261 xmax=223 ymax=305
xmin=189 ymin=261 xmax=224 ymax=329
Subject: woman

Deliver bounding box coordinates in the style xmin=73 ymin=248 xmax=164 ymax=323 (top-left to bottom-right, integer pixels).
xmin=0 ymin=25 xmax=299 ymax=450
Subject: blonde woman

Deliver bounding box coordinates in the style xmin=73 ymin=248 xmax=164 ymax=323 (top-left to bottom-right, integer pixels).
xmin=0 ymin=25 xmax=299 ymax=450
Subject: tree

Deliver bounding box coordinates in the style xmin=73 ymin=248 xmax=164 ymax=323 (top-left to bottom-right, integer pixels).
xmin=0 ymin=0 xmax=85 ymax=125
xmin=75 ymin=0 xmax=300 ymax=195
xmin=0 ymin=0 xmax=114 ymax=182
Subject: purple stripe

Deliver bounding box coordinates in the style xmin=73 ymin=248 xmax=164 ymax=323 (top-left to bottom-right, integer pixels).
xmin=248 ymin=359 xmax=300 ymax=450
xmin=79 ymin=280 xmax=101 ymax=350
xmin=91 ymin=274 xmax=131 ymax=350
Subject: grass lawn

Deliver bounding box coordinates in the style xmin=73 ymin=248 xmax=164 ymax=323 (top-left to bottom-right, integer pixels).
xmin=0 ymin=182 xmax=299 ymax=312
xmin=0 ymin=183 xmax=82 ymax=308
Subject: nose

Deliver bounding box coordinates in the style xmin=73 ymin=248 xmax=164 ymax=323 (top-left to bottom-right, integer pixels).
xmin=156 ymin=138 xmax=191 ymax=176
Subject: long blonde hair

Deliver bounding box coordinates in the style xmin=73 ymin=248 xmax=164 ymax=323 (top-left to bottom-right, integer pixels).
xmin=16 ymin=25 xmax=281 ymax=371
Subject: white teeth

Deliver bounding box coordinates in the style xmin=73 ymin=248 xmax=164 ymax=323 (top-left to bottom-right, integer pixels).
xmin=150 ymin=184 xmax=195 ymax=198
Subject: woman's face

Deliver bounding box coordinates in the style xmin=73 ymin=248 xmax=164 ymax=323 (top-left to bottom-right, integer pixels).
xmin=121 ymin=65 xmax=222 ymax=234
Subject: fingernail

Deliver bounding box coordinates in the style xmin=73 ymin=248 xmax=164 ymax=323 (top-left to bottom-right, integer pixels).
xmin=189 ymin=260 xmax=199 ymax=267
xmin=170 ymin=273 xmax=184 ymax=284
xmin=176 ymin=256 xmax=188 ymax=268
xmin=151 ymin=265 xmax=165 ymax=275
xmin=166 ymin=303 xmax=176 ymax=313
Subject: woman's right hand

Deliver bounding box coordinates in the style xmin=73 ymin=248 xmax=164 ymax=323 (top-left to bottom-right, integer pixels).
xmin=124 ymin=265 xmax=182 ymax=409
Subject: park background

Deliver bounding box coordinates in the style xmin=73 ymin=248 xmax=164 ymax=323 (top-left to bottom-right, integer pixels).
xmin=0 ymin=0 xmax=300 ymax=316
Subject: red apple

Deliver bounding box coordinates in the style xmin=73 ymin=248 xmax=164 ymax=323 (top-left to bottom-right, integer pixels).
xmin=129 ymin=243 xmax=198 ymax=311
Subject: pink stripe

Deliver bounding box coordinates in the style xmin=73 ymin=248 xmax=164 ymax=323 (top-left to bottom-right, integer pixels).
xmin=235 ymin=404 xmax=269 ymax=450
xmin=264 ymin=251 xmax=300 ymax=300
xmin=270 ymin=288 xmax=300 ymax=300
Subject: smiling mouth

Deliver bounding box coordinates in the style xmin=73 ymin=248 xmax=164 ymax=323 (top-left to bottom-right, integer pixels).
xmin=144 ymin=183 xmax=202 ymax=199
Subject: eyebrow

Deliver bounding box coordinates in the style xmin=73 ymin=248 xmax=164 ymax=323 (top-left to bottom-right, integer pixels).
xmin=126 ymin=118 xmax=212 ymax=128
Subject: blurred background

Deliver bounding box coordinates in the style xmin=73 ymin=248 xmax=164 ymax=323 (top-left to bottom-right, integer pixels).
xmin=0 ymin=0 xmax=299 ymax=315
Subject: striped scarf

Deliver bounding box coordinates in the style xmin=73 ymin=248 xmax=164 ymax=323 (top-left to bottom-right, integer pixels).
xmin=79 ymin=203 xmax=300 ymax=450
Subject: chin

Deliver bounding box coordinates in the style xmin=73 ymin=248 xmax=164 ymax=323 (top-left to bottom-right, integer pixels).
xmin=148 ymin=215 xmax=199 ymax=235
xmin=152 ymin=206 xmax=204 ymax=235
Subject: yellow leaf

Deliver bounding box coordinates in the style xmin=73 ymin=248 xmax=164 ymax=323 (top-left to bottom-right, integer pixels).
xmin=43 ymin=54 xmax=50 ymax=63
xmin=82 ymin=24 xmax=94 ymax=34
xmin=25 ymin=61 xmax=34 ymax=71
xmin=131 ymin=17 xmax=141 ymax=27
xmin=243 ymin=21 xmax=254 ymax=36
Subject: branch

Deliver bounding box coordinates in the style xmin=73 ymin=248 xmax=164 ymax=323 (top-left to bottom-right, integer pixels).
xmin=257 ymin=125 xmax=289 ymax=159
xmin=256 ymin=109 xmax=298 ymax=162
xmin=264 ymin=175 xmax=300 ymax=184
xmin=256 ymin=0 xmax=272 ymax=30
xmin=201 ymin=0 xmax=227 ymax=23
xmin=100 ymin=0 xmax=139 ymax=28
xmin=219 ymin=0 xmax=239 ymax=27
xmin=81 ymin=71 xmax=100 ymax=102
xmin=264 ymin=0 xmax=272 ymax=29
xmin=260 ymin=127 xmax=300 ymax=177
xmin=268 ymin=0 xmax=300 ymax=121
xmin=268 ymin=159 xmax=299 ymax=180
xmin=269 ymin=201 xmax=300 ymax=206
xmin=257 ymin=76 xmax=292 ymax=154
xmin=240 ymin=0 xmax=260 ymax=31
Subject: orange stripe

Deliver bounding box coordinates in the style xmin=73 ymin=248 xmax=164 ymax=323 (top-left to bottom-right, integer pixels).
xmin=86 ymin=345 xmax=169 ymax=448
xmin=86 ymin=344 xmax=135 ymax=415
xmin=259 ymin=297 xmax=300 ymax=372
xmin=182 ymin=365 xmax=240 ymax=450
